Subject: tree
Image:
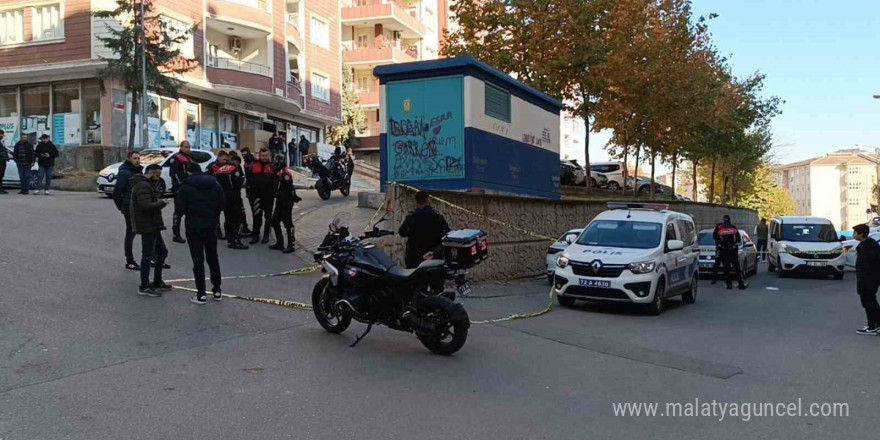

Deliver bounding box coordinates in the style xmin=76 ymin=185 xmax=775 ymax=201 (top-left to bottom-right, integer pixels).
xmin=736 ymin=166 xmax=796 ymax=219
xmin=326 ymin=66 xmax=366 ymax=149
xmin=93 ymin=0 xmax=196 ymax=149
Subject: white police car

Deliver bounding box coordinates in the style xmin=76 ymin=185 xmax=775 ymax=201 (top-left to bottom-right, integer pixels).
xmin=553 ymin=203 xmax=699 ymax=315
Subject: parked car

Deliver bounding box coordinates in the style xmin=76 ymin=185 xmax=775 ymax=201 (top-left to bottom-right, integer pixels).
xmin=625 ymin=176 xmax=672 ymax=195
xmin=1 ymin=146 xmax=40 ymax=189
xmin=696 ymin=229 xmax=758 ymax=280
xmin=842 ymin=231 xmax=880 ymax=270
xmin=767 ymin=216 xmax=846 ymax=279
xmin=560 ymin=160 xmax=608 ymax=188
xmin=545 ymin=228 xmax=583 ymax=284
xmin=552 ymin=202 xmax=699 ymax=315
xmin=590 ymin=162 xmax=625 ymax=190
xmin=96 ymin=148 xmax=215 ymax=197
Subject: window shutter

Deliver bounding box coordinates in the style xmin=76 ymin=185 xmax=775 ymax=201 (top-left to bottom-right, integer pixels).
xmin=484 ymin=82 xmax=510 ymax=122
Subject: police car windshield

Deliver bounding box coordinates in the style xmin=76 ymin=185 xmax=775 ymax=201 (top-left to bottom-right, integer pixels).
xmin=781 ymin=224 xmax=838 ymax=243
xmin=577 ymin=220 xmax=662 ymax=249
xmin=697 ymin=232 xmax=715 ymax=246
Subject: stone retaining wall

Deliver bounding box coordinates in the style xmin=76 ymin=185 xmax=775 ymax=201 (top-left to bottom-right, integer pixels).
xmin=383 ymin=184 xmax=757 ymax=282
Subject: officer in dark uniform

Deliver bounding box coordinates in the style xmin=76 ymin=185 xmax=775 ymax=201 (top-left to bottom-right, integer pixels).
xmin=236 ymin=149 xmax=253 ymax=236
xmin=713 ymin=215 xmax=748 ymax=290
xmin=211 ymin=153 xmax=249 ymax=250
xmin=245 ymin=148 xmax=276 ymax=245
xmin=269 ymin=154 xmax=301 ymax=253
xmin=168 ymin=141 xmax=195 ymax=244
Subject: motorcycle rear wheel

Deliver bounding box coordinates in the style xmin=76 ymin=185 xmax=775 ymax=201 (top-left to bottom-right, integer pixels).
xmin=416 ymin=299 xmax=469 ymax=356
xmin=312 ymin=279 xmax=351 ymax=333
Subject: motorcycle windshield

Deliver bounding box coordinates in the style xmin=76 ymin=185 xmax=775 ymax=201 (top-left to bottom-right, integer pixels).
xmin=330 ymin=212 xmax=351 ymax=231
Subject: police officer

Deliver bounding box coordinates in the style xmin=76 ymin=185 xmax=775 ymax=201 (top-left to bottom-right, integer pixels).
xmin=269 ymin=154 xmax=301 ymax=253
xmin=209 ymin=151 xmax=249 ymax=249
xmin=168 ymin=140 xmax=196 ymax=244
xmin=713 ymin=215 xmax=748 ymax=290
xmin=245 ymin=148 xmax=276 ymax=245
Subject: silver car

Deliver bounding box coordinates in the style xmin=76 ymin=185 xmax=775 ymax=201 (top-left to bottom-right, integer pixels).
xmin=696 ymin=229 xmax=759 ymax=280
xmin=97 ymin=148 xmax=216 ymax=197
xmin=545 ymin=228 xmax=583 ymax=284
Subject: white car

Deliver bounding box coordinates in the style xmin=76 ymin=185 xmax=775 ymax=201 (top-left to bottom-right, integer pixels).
xmin=590 ymin=162 xmax=625 ymax=190
xmin=546 ymin=228 xmax=583 ymax=284
xmin=696 ymin=229 xmax=759 ymax=280
xmin=553 ymin=202 xmax=699 ymax=315
xmin=767 ymin=216 xmax=846 ymax=279
xmin=561 ymin=161 xmax=608 ymax=188
xmin=1 ymin=146 xmax=40 ymax=189
xmin=97 ymin=148 xmax=215 ymax=197
xmin=843 ymin=231 xmax=880 ymax=270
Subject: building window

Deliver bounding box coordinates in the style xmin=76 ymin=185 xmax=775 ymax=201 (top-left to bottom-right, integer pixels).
xmin=83 ymin=81 xmax=102 ymax=144
xmin=52 ymin=82 xmax=80 ymax=146
xmin=200 ymin=105 xmax=218 ymax=150
xmin=186 ymin=103 xmax=199 ymax=148
xmin=0 ymin=9 xmax=24 ymax=45
xmin=311 ymin=72 xmax=329 ymax=102
xmin=484 ymin=82 xmax=511 ymax=122
xmin=32 ymin=4 xmax=63 ymax=41
xmin=0 ymin=87 xmax=17 ymax=117
xmin=310 ymin=15 xmax=329 ymax=49
xmin=21 ymin=85 xmax=50 ymax=144
xmin=159 ymin=15 xmax=193 ymax=59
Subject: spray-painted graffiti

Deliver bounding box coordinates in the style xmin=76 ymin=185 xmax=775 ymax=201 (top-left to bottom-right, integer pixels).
xmin=522 ymin=127 xmax=551 ymax=148
xmin=389 ymin=111 xmax=463 ymax=180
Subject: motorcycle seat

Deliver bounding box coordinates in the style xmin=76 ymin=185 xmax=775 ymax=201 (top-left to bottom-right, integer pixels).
xmin=383 ymin=260 xmax=445 ymax=283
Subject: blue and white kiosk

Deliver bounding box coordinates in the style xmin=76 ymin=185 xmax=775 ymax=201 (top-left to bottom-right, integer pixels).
xmin=375 ymin=56 xmax=563 ymax=199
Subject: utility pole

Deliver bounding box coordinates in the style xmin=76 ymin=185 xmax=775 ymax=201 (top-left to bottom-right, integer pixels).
xmin=139 ymin=0 xmax=148 ymax=150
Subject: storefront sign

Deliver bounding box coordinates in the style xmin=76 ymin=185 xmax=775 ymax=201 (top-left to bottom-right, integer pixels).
xmin=0 ymin=117 xmax=19 ymax=148
xmin=223 ymin=98 xmax=267 ymax=119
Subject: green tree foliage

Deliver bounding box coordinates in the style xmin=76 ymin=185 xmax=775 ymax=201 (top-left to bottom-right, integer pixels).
xmin=93 ymin=0 xmax=196 ymax=149
xmin=326 ymin=66 xmax=367 ymax=150
xmin=736 ymin=166 xmax=796 ymax=219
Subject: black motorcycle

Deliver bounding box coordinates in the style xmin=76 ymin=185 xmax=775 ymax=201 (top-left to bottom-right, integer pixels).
xmin=311 ymin=213 xmax=475 ymax=355
xmin=304 ymin=153 xmax=351 ymax=200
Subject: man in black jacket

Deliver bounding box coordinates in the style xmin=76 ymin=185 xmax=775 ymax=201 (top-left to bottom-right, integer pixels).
xmin=113 ymin=151 xmax=143 ymax=270
xmin=131 ymin=165 xmax=170 ymax=297
xmin=33 ymin=134 xmax=59 ymax=195
xmin=13 ymin=134 xmax=34 ymax=195
xmin=268 ymin=132 xmax=286 ymax=165
xmin=269 ymin=154 xmax=301 ymax=253
xmin=0 ymin=129 xmax=8 ymax=194
xmin=853 ymin=224 xmax=880 ymax=335
xmin=175 ymin=168 xmax=227 ymax=304
xmin=168 ymin=141 xmax=195 ymax=244
xmin=246 ymin=148 xmax=277 ymax=245
xmin=212 ymin=153 xmax=248 ymax=250
xmin=712 ymin=215 xmax=748 ymax=290
xmin=398 ymin=191 xmax=450 ymax=269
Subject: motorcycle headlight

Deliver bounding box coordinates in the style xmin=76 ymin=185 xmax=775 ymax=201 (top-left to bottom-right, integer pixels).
xmin=556 ymin=254 xmax=570 ymax=269
xmin=626 ymin=260 xmax=656 ymax=274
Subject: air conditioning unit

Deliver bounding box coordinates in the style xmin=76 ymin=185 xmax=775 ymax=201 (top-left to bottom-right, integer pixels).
xmin=230 ymin=37 xmax=243 ymax=56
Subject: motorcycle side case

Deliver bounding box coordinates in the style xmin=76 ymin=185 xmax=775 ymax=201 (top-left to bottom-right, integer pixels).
xmin=442 ymin=229 xmax=488 ymax=269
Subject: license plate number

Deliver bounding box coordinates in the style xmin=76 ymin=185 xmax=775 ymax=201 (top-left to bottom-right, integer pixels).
xmin=456 ymin=282 xmax=473 ymax=298
xmin=579 ymin=279 xmax=611 ymax=288
xmin=807 ymin=261 xmax=826 ymax=267
xmin=700 ymin=263 xmax=713 ymax=268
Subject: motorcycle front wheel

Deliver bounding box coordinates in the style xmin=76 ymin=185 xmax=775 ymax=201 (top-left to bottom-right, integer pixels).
xmin=315 ymin=181 xmax=332 ymax=200
xmin=417 ymin=298 xmax=469 ymax=355
xmin=312 ymin=278 xmax=351 ymax=333
xmin=340 ymin=180 xmax=351 ymax=197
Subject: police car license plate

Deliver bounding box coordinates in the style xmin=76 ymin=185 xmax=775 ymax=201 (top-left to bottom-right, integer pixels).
xmin=456 ymin=282 xmax=473 ymax=298
xmin=807 ymin=261 xmax=826 ymax=267
xmin=580 ymin=279 xmax=611 ymax=288
xmin=700 ymin=263 xmax=713 ymax=269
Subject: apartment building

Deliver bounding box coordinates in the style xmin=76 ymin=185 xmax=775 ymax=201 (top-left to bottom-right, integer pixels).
xmin=341 ymin=0 xmax=449 ymax=165
xmin=775 ymin=149 xmax=880 ymax=230
xmin=0 ymin=0 xmax=341 ymax=163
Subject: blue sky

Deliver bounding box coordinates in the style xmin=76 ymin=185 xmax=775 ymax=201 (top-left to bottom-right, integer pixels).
xmin=587 ymin=0 xmax=880 ymax=168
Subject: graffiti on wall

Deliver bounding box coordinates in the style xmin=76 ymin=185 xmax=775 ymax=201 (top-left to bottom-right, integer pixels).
xmin=521 ymin=126 xmax=551 ymax=148
xmin=389 ymin=111 xmax=463 ymax=180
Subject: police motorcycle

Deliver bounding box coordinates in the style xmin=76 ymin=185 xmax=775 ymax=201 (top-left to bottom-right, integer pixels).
xmin=311 ymin=212 xmax=487 ymax=355
xmin=303 ymin=151 xmax=351 ymax=200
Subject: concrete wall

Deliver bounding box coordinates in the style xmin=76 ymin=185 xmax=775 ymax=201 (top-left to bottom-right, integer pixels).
xmin=56 ymin=146 xmax=127 ymax=171
xmin=384 ymin=184 xmax=758 ymax=281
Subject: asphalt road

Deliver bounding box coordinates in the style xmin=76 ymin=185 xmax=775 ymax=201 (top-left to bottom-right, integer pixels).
xmin=1 ymin=191 xmax=878 ymax=439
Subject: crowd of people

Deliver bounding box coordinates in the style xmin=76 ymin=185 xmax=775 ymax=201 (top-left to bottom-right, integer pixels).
xmin=112 ymin=140 xmax=302 ymax=304
xmin=0 ymin=129 xmax=59 ymax=195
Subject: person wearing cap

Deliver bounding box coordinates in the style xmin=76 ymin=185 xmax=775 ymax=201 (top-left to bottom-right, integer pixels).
xmin=0 ymin=129 xmax=9 ymax=194
xmin=33 ymin=134 xmax=59 ymax=195
xmin=13 ymin=134 xmax=34 ymax=194
xmin=712 ymin=214 xmax=748 ymax=290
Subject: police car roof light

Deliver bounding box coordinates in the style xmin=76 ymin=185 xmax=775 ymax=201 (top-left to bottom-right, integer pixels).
xmin=606 ymin=202 xmax=669 ymax=211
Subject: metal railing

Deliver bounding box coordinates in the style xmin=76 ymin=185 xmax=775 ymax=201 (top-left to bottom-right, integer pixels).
xmin=206 ymin=56 xmax=271 ymax=76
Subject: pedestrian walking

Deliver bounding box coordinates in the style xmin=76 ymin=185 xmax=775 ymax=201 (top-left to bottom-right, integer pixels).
xmin=216 ymin=154 xmax=249 ymax=250
xmin=755 ymin=218 xmax=769 ymax=262
xmin=130 ymin=164 xmax=171 ymax=297
xmin=853 ymin=224 xmax=880 ymax=335
xmin=174 ymin=167 xmax=226 ymax=304
xmin=13 ymin=134 xmax=34 ymax=195
xmin=246 ymin=148 xmax=277 ymax=245
xmin=713 ymin=215 xmax=748 ymax=290
xmin=113 ymin=151 xmax=143 ymax=270
xmin=0 ymin=129 xmax=9 ymax=195
xmin=269 ymin=154 xmax=301 ymax=253
xmin=398 ymin=190 xmax=450 ymax=269
xmin=33 ymin=134 xmax=59 ymax=195
xmin=168 ymin=140 xmax=195 ymax=244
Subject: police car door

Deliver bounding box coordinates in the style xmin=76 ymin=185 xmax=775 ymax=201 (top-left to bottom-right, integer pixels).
xmin=663 ymin=221 xmax=686 ymax=289
xmin=676 ymin=217 xmax=698 ymax=283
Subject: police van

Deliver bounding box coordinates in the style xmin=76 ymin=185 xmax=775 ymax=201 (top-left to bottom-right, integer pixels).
xmin=553 ymin=203 xmax=699 ymax=315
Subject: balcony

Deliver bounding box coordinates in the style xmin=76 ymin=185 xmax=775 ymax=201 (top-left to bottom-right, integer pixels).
xmin=342 ymin=0 xmax=426 ymax=38
xmin=285 ymin=12 xmax=303 ymax=48
xmin=208 ymin=0 xmax=272 ymax=29
xmin=357 ymin=89 xmax=379 ymax=107
xmin=207 ymin=56 xmax=271 ymax=76
xmin=343 ymin=42 xmax=418 ymax=66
